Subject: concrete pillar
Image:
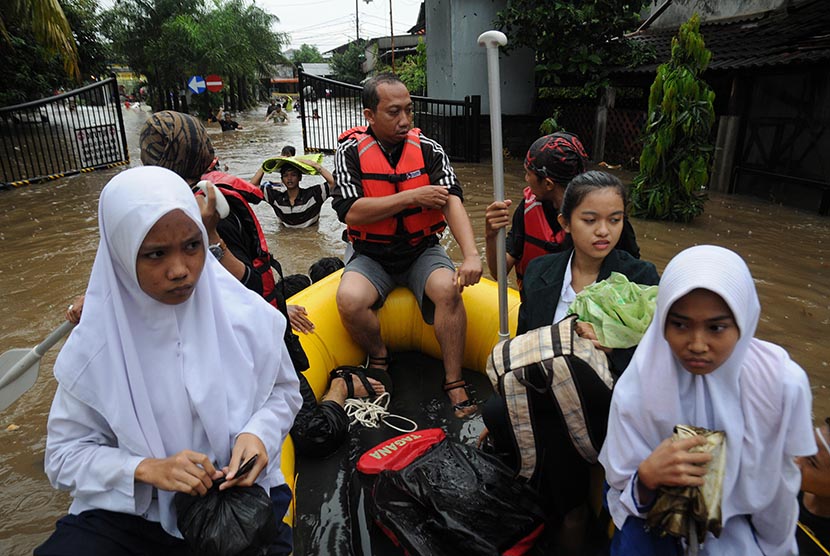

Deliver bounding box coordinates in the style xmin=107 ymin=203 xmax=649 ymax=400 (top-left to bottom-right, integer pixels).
xmin=711 ymin=115 xmax=740 ymax=193
xmin=711 ymin=75 xmax=742 ymax=193
xmin=593 ymin=87 xmax=615 ymax=162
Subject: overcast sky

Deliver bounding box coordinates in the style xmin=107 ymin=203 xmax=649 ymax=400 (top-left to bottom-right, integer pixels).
xmin=261 ymin=0 xmax=423 ymax=54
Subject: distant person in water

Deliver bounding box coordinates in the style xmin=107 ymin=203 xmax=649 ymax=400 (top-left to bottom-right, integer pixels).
xmin=266 ymin=99 xmax=278 ymax=117
xmin=220 ymin=112 xmax=242 ymax=131
xmin=266 ymin=103 xmax=289 ymax=124
xmin=207 ymin=107 xmax=224 ymax=123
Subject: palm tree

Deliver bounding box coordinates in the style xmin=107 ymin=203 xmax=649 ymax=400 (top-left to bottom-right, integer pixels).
xmin=1 ymin=0 xmax=80 ymax=81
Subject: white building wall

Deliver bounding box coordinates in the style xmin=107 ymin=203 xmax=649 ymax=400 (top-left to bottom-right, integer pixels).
xmin=425 ymin=0 xmax=535 ymax=115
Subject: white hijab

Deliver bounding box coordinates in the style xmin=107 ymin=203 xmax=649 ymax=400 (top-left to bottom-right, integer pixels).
xmin=54 ymin=166 xmax=287 ymax=535
xmin=599 ymin=245 xmax=815 ymax=546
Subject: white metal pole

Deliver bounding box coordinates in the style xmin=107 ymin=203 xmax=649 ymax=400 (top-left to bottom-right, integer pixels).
xmin=477 ymin=30 xmax=509 ymax=340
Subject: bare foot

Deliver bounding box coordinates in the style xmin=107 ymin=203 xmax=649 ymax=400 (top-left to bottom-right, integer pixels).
xmin=323 ymin=376 xmax=385 ymax=407
xmin=352 ymin=375 xmax=384 ymax=398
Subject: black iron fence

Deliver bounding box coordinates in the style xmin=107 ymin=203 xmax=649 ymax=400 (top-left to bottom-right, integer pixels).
xmin=298 ymin=71 xmax=480 ymax=162
xmin=0 ymin=76 xmax=129 ymax=190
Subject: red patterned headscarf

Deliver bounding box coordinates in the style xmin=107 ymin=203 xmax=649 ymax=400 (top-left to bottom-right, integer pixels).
xmin=524 ymin=132 xmax=588 ymax=185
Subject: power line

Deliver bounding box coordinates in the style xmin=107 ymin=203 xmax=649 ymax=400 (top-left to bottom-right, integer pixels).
xmin=280 ymin=14 xmax=353 ymax=33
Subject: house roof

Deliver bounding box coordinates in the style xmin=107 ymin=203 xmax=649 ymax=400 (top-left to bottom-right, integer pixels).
xmin=408 ymin=2 xmax=425 ymax=35
xmin=299 ymin=63 xmax=332 ymax=77
xmin=620 ymin=0 xmax=830 ymax=75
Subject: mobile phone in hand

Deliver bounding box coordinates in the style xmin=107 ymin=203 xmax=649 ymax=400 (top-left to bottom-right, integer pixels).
xmin=234 ymin=454 xmax=258 ymax=479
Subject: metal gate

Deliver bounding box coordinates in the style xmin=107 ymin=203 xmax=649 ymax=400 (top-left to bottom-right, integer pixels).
xmin=298 ymin=70 xmax=480 ymax=162
xmin=0 ymin=76 xmax=129 ymax=190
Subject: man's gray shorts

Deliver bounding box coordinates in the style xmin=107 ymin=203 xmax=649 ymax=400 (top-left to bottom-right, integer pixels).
xmin=343 ymin=245 xmax=455 ymax=324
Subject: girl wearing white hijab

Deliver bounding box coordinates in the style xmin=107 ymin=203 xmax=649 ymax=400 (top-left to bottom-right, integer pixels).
xmin=35 ymin=166 xmax=302 ymax=555
xmin=599 ymin=245 xmax=816 ymax=555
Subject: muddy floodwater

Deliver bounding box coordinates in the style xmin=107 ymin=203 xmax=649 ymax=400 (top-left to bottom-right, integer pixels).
xmin=1 ymin=105 xmax=828 ymax=554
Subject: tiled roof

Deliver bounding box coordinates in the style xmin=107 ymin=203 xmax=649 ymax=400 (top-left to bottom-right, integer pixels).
xmin=619 ymin=0 xmax=830 ymax=74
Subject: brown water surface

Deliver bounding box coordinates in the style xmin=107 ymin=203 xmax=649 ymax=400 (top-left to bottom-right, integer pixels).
xmin=1 ymin=106 xmax=828 ymax=554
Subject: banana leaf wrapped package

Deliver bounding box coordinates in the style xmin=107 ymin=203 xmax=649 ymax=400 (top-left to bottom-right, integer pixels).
xmin=646 ymin=425 xmax=727 ymax=547
xmin=567 ymin=271 xmax=658 ymax=348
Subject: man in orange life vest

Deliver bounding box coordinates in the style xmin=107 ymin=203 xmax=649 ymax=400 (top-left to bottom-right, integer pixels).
xmin=331 ymin=73 xmax=483 ymax=418
xmin=484 ymin=132 xmax=640 ymax=293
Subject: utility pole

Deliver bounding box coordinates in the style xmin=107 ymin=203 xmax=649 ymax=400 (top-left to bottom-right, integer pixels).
xmin=389 ymin=0 xmax=395 ymax=72
xmin=355 ymin=0 xmax=360 ymax=43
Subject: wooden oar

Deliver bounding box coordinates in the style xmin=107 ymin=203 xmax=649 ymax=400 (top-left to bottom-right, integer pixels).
xmin=0 ymin=320 xmax=75 ymax=412
xmin=478 ymin=30 xmax=509 ymax=341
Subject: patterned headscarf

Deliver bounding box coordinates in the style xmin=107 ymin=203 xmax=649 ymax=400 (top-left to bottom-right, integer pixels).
xmin=524 ymin=132 xmax=588 ymax=185
xmin=139 ymin=111 xmax=215 ymax=181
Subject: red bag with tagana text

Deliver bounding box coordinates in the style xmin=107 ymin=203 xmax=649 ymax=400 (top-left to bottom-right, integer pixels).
xmin=353 ymin=428 xmax=545 ymax=556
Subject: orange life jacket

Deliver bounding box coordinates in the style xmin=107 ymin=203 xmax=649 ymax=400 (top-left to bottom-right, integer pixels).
xmin=200 ymin=170 xmax=280 ymax=309
xmin=515 ymin=186 xmax=567 ymax=289
xmin=342 ymin=127 xmax=446 ymax=245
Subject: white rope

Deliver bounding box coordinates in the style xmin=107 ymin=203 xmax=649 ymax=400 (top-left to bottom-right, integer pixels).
xmin=343 ymin=393 xmax=418 ymax=433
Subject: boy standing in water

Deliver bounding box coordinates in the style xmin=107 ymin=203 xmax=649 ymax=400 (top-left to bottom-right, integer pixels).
xmin=251 ymin=154 xmax=334 ymax=229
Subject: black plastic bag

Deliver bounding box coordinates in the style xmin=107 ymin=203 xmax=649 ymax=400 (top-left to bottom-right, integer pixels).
xmin=174 ymin=483 xmax=278 ymax=556
xmin=356 ymin=429 xmax=546 ymax=556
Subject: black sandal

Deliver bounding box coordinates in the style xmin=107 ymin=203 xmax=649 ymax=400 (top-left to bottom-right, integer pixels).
xmin=330 ymin=365 xmax=393 ymax=398
xmin=365 ymin=353 xmax=391 ymax=371
xmin=443 ymin=379 xmax=478 ymax=416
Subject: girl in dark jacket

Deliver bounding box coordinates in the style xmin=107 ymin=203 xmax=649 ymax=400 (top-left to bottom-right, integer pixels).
xmin=482 ymin=171 xmax=659 ymax=555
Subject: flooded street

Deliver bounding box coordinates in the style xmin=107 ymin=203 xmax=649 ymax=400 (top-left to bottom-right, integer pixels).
xmin=1 ymin=105 xmax=828 ymax=554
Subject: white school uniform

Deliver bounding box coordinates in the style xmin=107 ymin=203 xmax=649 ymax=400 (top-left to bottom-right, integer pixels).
xmin=44 ymin=166 xmax=302 ymax=537
xmin=599 ymin=245 xmax=816 ymax=555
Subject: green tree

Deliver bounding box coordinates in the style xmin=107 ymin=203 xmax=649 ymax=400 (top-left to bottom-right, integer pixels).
xmin=0 ymin=0 xmax=107 ymax=104
xmin=630 ymin=14 xmax=716 ymax=222
xmin=291 ymin=43 xmax=324 ymax=65
xmin=196 ymin=0 xmax=286 ymax=109
xmin=395 ymin=38 xmax=426 ymax=95
xmin=331 ymin=41 xmax=365 ymax=84
xmin=373 ymin=38 xmax=426 ymax=95
xmin=62 ymin=0 xmax=110 ymax=79
xmin=0 ymin=30 xmax=65 ymax=105
xmin=0 ymin=0 xmax=80 ymax=81
xmin=101 ymin=0 xmax=204 ymax=109
xmin=102 ymin=0 xmax=286 ymax=111
xmin=496 ymin=1 xmax=649 ymax=95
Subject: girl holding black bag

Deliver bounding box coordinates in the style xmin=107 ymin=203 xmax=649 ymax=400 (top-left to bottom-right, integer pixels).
xmin=35 ymin=167 xmax=302 ymax=555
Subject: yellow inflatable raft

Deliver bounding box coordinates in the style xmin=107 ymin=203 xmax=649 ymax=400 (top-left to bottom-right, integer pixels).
xmin=278 ymin=272 xmax=521 ymax=526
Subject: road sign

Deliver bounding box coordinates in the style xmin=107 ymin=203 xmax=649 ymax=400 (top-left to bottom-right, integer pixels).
xmin=187 ymin=75 xmax=206 ymax=94
xmin=205 ymin=74 xmax=224 ymax=93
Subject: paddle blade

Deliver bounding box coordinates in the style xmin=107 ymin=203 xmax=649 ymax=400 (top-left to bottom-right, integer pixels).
xmin=0 ymin=349 xmax=40 ymax=412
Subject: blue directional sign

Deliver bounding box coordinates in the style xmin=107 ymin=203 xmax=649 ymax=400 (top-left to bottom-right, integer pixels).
xmin=188 ymin=75 xmax=206 ymax=94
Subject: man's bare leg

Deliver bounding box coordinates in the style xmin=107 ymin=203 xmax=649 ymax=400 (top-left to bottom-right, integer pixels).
xmin=336 ymin=271 xmax=389 ymax=369
xmin=424 ymin=268 xmax=474 ymax=417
